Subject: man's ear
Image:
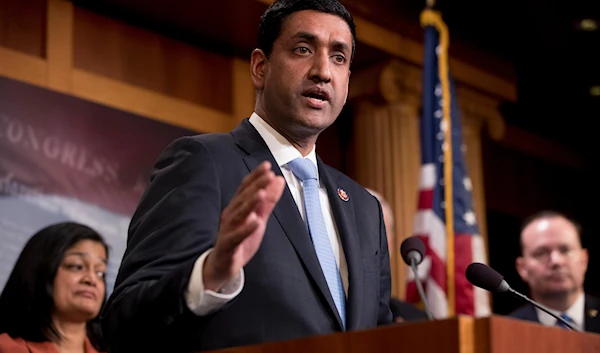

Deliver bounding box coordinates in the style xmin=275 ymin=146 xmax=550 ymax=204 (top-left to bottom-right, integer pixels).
xmin=343 ymin=70 xmax=351 ymax=105
xmin=581 ymin=248 xmax=589 ymax=273
xmin=250 ymin=49 xmax=268 ymax=90
xmin=516 ymin=257 xmax=528 ymax=282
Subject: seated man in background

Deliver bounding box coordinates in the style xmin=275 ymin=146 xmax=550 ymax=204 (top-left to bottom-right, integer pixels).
xmin=510 ymin=210 xmax=600 ymax=333
xmin=366 ymin=188 xmax=427 ymax=323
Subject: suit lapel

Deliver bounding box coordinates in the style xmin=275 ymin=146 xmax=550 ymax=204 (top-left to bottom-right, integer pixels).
xmin=526 ymin=303 xmax=541 ymax=323
xmin=318 ymin=157 xmax=363 ymax=331
xmin=584 ymin=295 xmax=600 ymax=333
xmin=232 ymin=120 xmax=344 ymax=330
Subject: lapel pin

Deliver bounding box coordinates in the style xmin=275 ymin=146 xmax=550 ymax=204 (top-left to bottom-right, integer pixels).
xmin=589 ymin=309 xmax=598 ymax=318
xmin=337 ymin=188 xmax=349 ymax=202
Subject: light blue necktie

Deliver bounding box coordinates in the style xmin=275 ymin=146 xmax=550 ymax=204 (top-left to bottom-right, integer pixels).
xmin=287 ymin=157 xmax=346 ymax=329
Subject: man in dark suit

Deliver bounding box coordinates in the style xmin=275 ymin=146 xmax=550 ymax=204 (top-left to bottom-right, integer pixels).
xmin=509 ymin=211 xmax=600 ymax=333
xmin=389 ymin=297 xmax=428 ymax=323
xmin=100 ymin=0 xmax=392 ymax=352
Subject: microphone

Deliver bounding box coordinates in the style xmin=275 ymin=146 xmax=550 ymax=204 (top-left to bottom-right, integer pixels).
xmin=465 ymin=262 xmax=581 ymax=332
xmin=400 ymin=237 xmax=434 ymax=320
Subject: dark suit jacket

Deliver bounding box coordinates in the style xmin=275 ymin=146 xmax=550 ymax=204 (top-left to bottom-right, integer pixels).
xmin=101 ymin=119 xmax=393 ymax=352
xmin=509 ymin=294 xmax=600 ymax=333
xmin=389 ymin=297 xmax=428 ymax=322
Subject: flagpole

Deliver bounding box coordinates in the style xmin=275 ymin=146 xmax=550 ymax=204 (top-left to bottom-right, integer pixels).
xmin=420 ymin=8 xmax=455 ymax=317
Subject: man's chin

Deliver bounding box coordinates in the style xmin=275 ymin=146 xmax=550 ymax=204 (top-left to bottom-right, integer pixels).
xmin=298 ymin=111 xmax=337 ymax=129
xmin=540 ymin=287 xmax=575 ymax=299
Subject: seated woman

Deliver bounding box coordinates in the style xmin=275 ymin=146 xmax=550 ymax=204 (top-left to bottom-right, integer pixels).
xmin=0 ymin=222 xmax=109 ymax=353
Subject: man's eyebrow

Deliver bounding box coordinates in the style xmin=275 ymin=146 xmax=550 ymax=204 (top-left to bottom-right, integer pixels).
xmin=292 ymin=31 xmax=316 ymax=42
xmin=292 ymin=32 xmax=350 ymax=53
xmin=331 ymin=40 xmax=350 ymax=54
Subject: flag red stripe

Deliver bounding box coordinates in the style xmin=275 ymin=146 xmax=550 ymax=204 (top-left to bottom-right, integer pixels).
xmin=454 ymin=234 xmax=474 ymax=315
xmin=406 ymin=282 xmax=421 ymax=303
xmin=415 ymin=234 xmax=446 ymax=292
xmin=406 ymin=252 xmax=447 ymax=301
xmin=417 ymin=189 xmax=433 ymax=210
xmin=428 ymin=247 xmax=447 ymax=291
xmin=406 ymin=233 xmax=447 ymax=304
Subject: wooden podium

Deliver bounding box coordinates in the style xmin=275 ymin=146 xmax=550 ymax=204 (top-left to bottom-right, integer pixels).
xmin=209 ymin=316 xmax=600 ymax=353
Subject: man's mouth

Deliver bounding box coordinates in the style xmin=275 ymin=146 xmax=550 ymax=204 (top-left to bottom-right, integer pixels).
xmin=302 ymin=87 xmax=331 ymax=102
xmin=302 ymin=92 xmax=329 ymax=101
xmin=547 ymin=272 xmax=568 ymax=280
xmin=301 ymin=88 xmax=330 ymax=109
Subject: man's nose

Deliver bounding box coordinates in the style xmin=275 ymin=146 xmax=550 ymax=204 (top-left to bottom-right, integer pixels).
xmin=549 ymin=250 xmax=566 ymax=266
xmin=309 ymin=51 xmax=332 ymax=83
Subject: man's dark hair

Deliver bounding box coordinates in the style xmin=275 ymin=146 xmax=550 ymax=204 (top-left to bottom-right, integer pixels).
xmin=258 ymin=0 xmax=357 ymax=62
xmin=0 ymin=222 xmax=109 ymax=351
xmin=519 ymin=210 xmax=583 ymax=252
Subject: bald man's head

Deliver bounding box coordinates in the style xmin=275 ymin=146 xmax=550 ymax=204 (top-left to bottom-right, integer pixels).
xmin=516 ymin=211 xmax=588 ymax=304
xmin=366 ymin=188 xmax=395 ymax=253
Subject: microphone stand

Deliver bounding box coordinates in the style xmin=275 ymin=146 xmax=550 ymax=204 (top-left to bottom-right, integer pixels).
xmin=410 ymin=257 xmax=434 ymax=320
xmin=508 ymin=288 xmax=581 ymax=332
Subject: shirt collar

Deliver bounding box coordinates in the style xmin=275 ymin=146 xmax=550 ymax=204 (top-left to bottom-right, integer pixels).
xmin=535 ymin=291 xmax=585 ymax=329
xmin=248 ymin=112 xmax=319 ymax=177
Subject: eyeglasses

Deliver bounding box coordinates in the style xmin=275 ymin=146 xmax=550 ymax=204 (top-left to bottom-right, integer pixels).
xmin=528 ymin=247 xmax=581 ymax=264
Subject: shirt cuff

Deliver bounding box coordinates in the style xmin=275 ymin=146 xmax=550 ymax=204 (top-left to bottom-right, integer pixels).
xmin=185 ymin=248 xmax=245 ymax=316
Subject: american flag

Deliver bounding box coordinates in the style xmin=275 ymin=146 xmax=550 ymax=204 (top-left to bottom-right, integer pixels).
xmin=405 ymin=9 xmax=491 ymax=318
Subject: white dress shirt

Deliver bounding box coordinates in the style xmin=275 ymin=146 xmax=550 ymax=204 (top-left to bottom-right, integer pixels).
xmin=185 ymin=112 xmax=348 ymax=315
xmin=535 ymin=292 xmax=585 ymax=330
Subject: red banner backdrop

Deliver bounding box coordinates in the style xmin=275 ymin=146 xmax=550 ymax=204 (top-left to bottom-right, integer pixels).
xmin=0 ymin=76 xmax=195 ymax=292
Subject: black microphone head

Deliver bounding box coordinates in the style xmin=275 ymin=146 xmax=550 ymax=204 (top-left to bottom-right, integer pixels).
xmin=400 ymin=237 xmax=426 ymax=265
xmin=466 ymin=262 xmax=510 ymax=293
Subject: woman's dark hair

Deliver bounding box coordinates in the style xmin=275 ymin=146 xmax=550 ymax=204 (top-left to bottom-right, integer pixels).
xmin=258 ymin=0 xmax=357 ymax=63
xmin=0 ymin=222 xmax=109 ymax=351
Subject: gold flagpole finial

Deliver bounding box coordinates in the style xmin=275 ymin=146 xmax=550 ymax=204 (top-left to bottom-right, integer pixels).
xmin=426 ymin=0 xmax=435 ymax=8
